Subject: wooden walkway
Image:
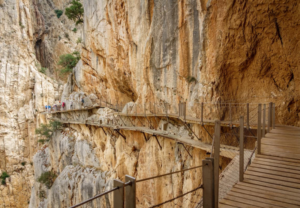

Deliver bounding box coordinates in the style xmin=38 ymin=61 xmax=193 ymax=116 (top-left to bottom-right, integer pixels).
xmin=219 ymin=125 xmax=300 ymax=208
xmin=51 ymin=117 xmax=246 ymax=159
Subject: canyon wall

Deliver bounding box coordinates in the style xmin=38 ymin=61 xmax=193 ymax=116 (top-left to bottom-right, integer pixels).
xmin=1 ymin=0 xmax=300 ymax=207
xmin=0 ymin=0 xmax=80 ymax=207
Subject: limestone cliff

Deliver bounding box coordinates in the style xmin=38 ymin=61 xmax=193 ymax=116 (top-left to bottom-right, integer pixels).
xmin=0 ymin=0 xmax=80 ymax=207
xmin=1 ymin=0 xmax=300 ymax=207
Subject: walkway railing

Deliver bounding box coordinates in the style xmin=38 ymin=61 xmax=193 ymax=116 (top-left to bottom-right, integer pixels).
xmin=69 ymin=166 xmax=203 ymax=208
xmin=46 ymin=102 xmax=276 ymax=208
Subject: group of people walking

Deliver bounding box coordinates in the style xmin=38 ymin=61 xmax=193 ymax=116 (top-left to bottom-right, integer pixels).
xmin=44 ymin=98 xmax=85 ymax=112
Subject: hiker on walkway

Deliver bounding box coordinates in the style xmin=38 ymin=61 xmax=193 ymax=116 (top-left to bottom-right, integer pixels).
xmin=48 ymin=105 xmax=51 ymax=112
xmin=81 ymin=98 xmax=84 ymax=108
xmin=45 ymin=105 xmax=47 ymax=112
xmin=62 ymin=102 xmax=65 ymax=110
xmin=70 ymin=101 xmax=73 ymax=109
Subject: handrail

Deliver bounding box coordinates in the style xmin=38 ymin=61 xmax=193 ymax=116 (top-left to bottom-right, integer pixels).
xmin=69 ymin=186 xmax=119 ymax=208
xmin=136 ymin=165 xmax=202 ymax=183
xmin=69 ymin=181 xmax=132 ymax=208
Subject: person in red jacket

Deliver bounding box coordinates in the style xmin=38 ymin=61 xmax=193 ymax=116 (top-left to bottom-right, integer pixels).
xmin=62 ymin=102 xmax=65 ymax=110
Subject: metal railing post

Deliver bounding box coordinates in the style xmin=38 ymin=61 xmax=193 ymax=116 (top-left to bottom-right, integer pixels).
xmin=214 ymin=120 xmax=220 ymax=208
xmin=113 ymin=179 xmax=124 ymax=208
xmin=178 ymin=102 xmax=181 ymax=118
xmin=268 ymin=102 xmax=272 ymax=132
xmin=239 ymin=116 xmax=244 ymax=182
xmin=272 ymin=103 xmax=275 ymax=129
xmin=183 ymin=102 xmax=186 ymax=122
xmin=201 ymin=102 xmax=204 ymax=124
xmin=229 ymin=103 xmax=232 ymax=128
xmin=203 ymin=158 xmax=214 ymax=208
xmin=262 ymin=104 xmax=266 ymax=137
xmin=125 ymin=175 xmax=136 ymax=208
xmin=257 ymin=104 xmax=262 ymax=154
xmin=247 ymin=103 xmax=249 ymax=129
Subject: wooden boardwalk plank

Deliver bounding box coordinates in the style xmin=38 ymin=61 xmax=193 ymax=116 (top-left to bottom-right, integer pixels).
xmin=250 ymin=163 xmax=300 ymax=175
xmin=247 ymin=166 xmax=300 ymax=179
xmin=232 ymin=185 xmax=300 ymax=206
xmin=226 ymin=192 xmax=282 ymax=207
xmin=256 ymin=153 xmax=300 ymax=163
xmin=219 ymin=203 xmax=237 ymax=208
xmin=245 ymin=170 xmax=300 ymax=184
xmin=243 ymin=178 xmax=300 ymax=194
xmin=254 ymin=157 xmax=300 ymax=167
xmin=237 ymin=182 xmax=300 ymax=201
xmin=220 ymin=199 xmax=257 ymax=208
xmin=244 ymin=174 xmax=300 ymax=189
xmin=252 ymin=160 xmax=300 ymax=171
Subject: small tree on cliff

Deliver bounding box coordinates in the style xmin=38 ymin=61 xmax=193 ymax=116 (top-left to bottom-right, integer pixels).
xmin=58 ymin=51 xmax=80 ymax=74
xmin=35 ymin=121 xmax=62 ymax=143
xmin=65 ymin=0 xmax=84 ymax=25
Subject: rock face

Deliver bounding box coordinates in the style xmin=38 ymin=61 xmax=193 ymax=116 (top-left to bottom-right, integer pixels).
xmin=2 ymin=0 xmax=300 ymax=207
xmin=0 ymin=0 xmax=79 ymax=207
xmin=29 ymin=126 xmax=206 ymax=208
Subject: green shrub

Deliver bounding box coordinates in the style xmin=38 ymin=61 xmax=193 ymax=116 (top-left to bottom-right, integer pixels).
xmin=39 ymin=67 xmax=47 ymax=74
xmin=72 ymin=28 xmax=77 ymax=33
xmin=58 ymin=51 xmax=80 ymax=74
xmin=21 ymin=162 xmax=26 ymax=166
xmin=64 ymin=33 xmax=70 ymax=40
xmin=35 ymin=121 xmax=62 ymax=140
xmin=55 ymin=10 xmax=63 ymax=18
xmin=39 ymin=190 xmax=46 ymax=199
xmin=1 ymin=172 xmax=10 ymax=185
xmin=187 ymin=76 xmax=197 ymax=83
xmin=65 ymin=0 xmax=84 ymax=25
xmin=76 ymin=37 xmax=82 ymax=44
xmin=38 ymin=171 xmax=57 ymax=189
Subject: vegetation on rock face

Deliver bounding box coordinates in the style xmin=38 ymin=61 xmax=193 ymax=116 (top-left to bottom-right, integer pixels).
xmin=39 ymin=67 xmax=47 ymax=74
xmin=35 ymin=121 xmax=62 ymax=143
xmin=187 ymin=76 xmax=198 ymax=84
xmin=21 ymin=161 xmax=26 ymax=166
xmin=65 ymin=0 xmax=84 ymax=25
xmin=38 ymin=171 xmax=57 ymax=189
xmin=58 ymin=51 xmax=80 ymax=74
xmin=76 ymin=37 xmax=82 ymax=44
xmin=55 ymin=10 xmax=63 ymax=18
xmin=72 ymin=28 xmax=77 ymax=33
xmin=1 ymin=172 xmax=10 ymax=185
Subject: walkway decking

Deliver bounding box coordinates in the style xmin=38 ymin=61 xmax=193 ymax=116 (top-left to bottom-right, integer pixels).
xmin=51 ymin=117 xmax=247 ymax=159
xmin=219 ymin=125 xmax=300 ymax=208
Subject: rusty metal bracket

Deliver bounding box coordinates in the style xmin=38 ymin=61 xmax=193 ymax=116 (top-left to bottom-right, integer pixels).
xmin=202 ymin=125 xmax=213 ymax=140
xmin=183 ymin=122 xmax=201 ymax=141
xmin=100 ymin=127 xmax=107 ymax=135
xmin=142 ymin=132 xmax=148 ymax=142
xmin=153 ymin=135 xmax=162 ymax=150
xmin=118 ymin=115 xmax=127 ymax=126
xmin=115 ymin=129 xmax=126 ymax=140
xmin=178 ymin=142 xmax=193 ymax=158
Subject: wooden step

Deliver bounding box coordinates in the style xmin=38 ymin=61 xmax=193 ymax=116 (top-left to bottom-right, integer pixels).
xmin=227 ymin=191 xmax=283 ymax=207
xmin=237 ymin=182 xmax=300 ymax=200
xmin=244 ymin=174 xmax=300 ymax=189
xmin=252 ymin=159 xmax=300 ymax=171
xmin=247 ymin=166 xmax=300 ymax=179
xmin=220 ymin=199 xmax=257 ymax=208
xmin=257 ymin=154 xmax=300 ymax=163
xmin=243 ymin=179 xmax=300 ymax=194
xmin=250 ymin=163 xmax=300 ymax=175
xmin=230 ymin=187 xmax=300 ymax=207
xmin=254 ymin=157 xmax=300 ymax=167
